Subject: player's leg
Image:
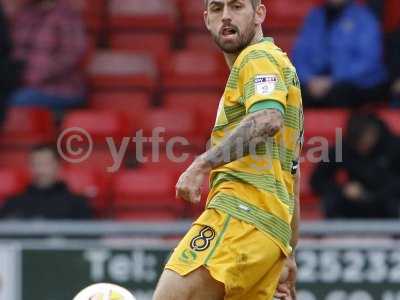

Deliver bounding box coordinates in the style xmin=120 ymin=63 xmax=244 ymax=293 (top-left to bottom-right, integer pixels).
xmin=153 ymin=267 xmax=225 ymax=300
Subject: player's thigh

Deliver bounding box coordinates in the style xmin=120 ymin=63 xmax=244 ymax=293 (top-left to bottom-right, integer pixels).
xmin=153 ymin=267 xmax=225 ymax=300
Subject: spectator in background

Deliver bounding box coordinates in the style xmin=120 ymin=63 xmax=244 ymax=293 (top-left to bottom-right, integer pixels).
xmin=311 ymin=113 xmax=400 ymax=219
xmin=387 ymin=28 xmax=400 ymax=106
xmin=7 ymin=0 xmax=87 ymax=110
xmin=0 ymin=3 xmax=21 ymax=126
xmin=0 ymin=144 xmax=93 ymax=219
xmin=293 ymin=0 xmax=387 ymax=107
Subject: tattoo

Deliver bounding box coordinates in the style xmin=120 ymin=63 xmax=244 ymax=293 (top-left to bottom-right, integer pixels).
xmin=199 ymin=108 xmax=283 ymax=169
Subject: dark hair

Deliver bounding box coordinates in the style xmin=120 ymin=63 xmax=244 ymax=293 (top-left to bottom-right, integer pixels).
xmin=204 ymin=0 xmax=261 ymax=9
xmin=346 ymin=113 xmax=388 ymax=146
xmin=31 ymin=144 xmax=59 ymax=160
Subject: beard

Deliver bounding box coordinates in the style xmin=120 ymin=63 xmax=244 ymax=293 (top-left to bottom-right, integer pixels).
xmin=212 ymin=23 xmax=256 ymax=54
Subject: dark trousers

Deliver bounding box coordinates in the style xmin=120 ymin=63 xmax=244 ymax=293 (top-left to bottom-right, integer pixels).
xmin=322 ymin=190 xmax=399 ymax=219
xmin=302 ymin=83 xmax=388 ymax=108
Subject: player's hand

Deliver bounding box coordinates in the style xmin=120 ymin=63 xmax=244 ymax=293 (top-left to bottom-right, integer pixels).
xmin=343 ymin=181 xmax=365 ymax=201
xmin=175 ymin=160 xmax=210 ymax=204
xmin=308 ymin=76 xmax=333 ymax=99
xmin=274 ymin=255 xmax=297 ymax=300
xmin=391 ymin=78 xmax=400 ymax=96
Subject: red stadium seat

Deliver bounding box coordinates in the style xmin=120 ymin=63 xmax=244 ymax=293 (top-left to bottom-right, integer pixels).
xmin=142 ymin=108 xmax=202 ymax=149
xmin=112 ymin=168 xmax=181 ymax=219
xmin=163 ymin=91 xmax=221 ymax=138
xmin=162 ymin=50 xmax=227 ymax=91
xmin=0 ymin=168 xmax=28 ymax=204
xmin=63 ymin=148 xmax=127 ymax=175
xmin=87 ymin=51 xmax=157 ymax=92
xmin=179 ymin=0 xmax=206 ymax=32
xmin=109 ymin=32 xmax=171 ymax=64
xmin=90 ymin=91 xmax=151 ymax=133
xmin=299 ymin=161 xmax=322 ymax=219
xmin=265 ymin=0 xmax=317 ymax=30
xmin=0 ymin=149 xmax=29 ymax=170
xmin=186 ymin=33 xmax=219 ymax=51
xmin=140 ymin=151 xmax=196 ymax=177
xmin=268 ymin=31 xmax=298 ymax=55
xmin=80 ymin=0 xmax=107 ymax=35
xmin=60 ymin=167 xmax=110 ymax=216
xmin=300 ymin=161 xmax=319 ymax=203
xmin=1 ymin=107 xmax=55 ymax=146
xmin=377 ymin=109 xmax=400 ymax=136
xmin=304 ymin=109 xmax=350 ymax=146
xmin=61 ymin=110 xmax=129 ymax=143
xmin=109 ymin=0 xmax=177 ymax=32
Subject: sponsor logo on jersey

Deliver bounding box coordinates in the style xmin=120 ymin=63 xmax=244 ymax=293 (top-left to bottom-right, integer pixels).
xmin=255 ymin=74 xmax=278 ymax=96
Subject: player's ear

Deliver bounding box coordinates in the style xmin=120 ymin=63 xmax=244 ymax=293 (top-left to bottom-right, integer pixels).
xmin=254 ymin=3 xmax=266 ymax=26
xmin=204 ymin=10 xmax=211 ymax=30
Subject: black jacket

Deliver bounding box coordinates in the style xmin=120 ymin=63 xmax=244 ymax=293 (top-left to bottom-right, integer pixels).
xmin=387 ymin=28 xmax=400 ymax=81
xmin=311 ymin=127 xmax=400 ymax=204
xmin=0 ymin=182 xmax=93 ymax=220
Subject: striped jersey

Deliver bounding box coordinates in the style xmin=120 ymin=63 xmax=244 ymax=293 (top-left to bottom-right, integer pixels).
xmin=206 ymin=37 xmax=304 ymax=255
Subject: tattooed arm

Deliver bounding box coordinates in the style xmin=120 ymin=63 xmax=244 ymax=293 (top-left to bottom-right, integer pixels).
xmin=175 ymin=108 xmax=283 ymax=203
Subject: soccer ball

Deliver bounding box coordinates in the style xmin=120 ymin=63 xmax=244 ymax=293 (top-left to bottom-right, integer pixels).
xmin=73 ymin=283 xmax=136 ymax=300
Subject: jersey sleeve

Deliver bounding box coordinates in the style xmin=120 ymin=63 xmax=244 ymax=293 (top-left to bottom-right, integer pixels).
xmin=238 ymin=50 xmax=288 ymax=114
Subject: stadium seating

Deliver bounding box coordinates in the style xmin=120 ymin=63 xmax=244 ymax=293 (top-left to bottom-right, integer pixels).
xmin=140 ymin=151 xmax=196 ymax=177
xmin=142 ymin=107 xmax=202 ymax=149
xmin=0 ymin=107 xmax=55 ymax=147
xmin=112 ymin=168 xmax=181 ymax=219
xmin=163 ymin=91 xmax=221 ymax=138
xmin=61 ymin=110 xmax=129 ymax=143
xmin=60 ymin=167 xmax=111 ymax=217
xmin=378 ymin=109 xmax=400 ymax=136
xmin=162 ymin=50 xmax=226 ymax=91
xmin=108 ymin=0 xmax=177 ymax=32
xmin=87 ymin=51 xmax=157 ymax=92
xmin=267 ymin=31 xmax=298 ymax=55
xmin=185 ymin=33 xmax=219 ymax=51
xmin=265 ymin=0 xmax=317 ymax=30
xmin=0 ymin=149 xmax=29 ymax=170
xmin=0 ymin=168 xmax=28 ymax=204
xmin=62 ymin=148 xmax=126 ymax=176
xmin=299 ymin=160 xmax=322 ymax=219
xmin=6 ymin=0 xmax=399 ymax=222
xmin=80 ymin=0 xmax=107 ymax=37
xmin=179 ymin=0 xmax=206 ymax=32
xmin=89 ymin=91 xmax=151 ymax=133
xmin=109 ymin=32 xmax=171 ymax=64
xmin=304 ymin=109 xmax=350 ymax=146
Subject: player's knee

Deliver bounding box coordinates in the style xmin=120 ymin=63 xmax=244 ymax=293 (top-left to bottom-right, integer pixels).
xmin=153 ymin=268 xmax=224 ymax=300
xmin=153 ymin=270 xmax=190 ymax=300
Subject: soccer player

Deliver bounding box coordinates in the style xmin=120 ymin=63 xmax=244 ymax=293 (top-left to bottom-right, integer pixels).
xmin=153 ymin=0 xmax=303 ymax=299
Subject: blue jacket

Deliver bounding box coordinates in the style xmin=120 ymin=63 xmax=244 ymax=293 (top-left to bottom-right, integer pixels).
xmin=293 ymin=3 xmax=387 ymax=88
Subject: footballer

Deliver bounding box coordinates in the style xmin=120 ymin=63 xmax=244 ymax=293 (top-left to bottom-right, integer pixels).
xmin=154 ymin=0 xmax=303 ymax=299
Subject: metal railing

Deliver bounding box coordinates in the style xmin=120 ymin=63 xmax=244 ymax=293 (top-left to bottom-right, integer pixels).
xmin=0 ymin=220 xmax=399 ymax=238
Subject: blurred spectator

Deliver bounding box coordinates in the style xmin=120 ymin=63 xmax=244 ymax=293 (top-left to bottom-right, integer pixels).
xmin=0 ymin=144 xmax=93 ymax=220
xmin=0 ymin=3 xmax=21 ymax=126
xmin=311 ymin=113 xmax=400 ymax=219
xmin=7 ymin=0 xmax=87 ymax=110
xmin=365 ymin=0 xmax=383 ymax=21
xmin=386 ymin=28 xmax=400 ymax=106
xmin=293 ymin=0 xmax=387 ymax=107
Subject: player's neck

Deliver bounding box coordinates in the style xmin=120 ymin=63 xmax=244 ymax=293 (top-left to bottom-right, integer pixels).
xmin=223 ymin=29 xmax=264 ymax=70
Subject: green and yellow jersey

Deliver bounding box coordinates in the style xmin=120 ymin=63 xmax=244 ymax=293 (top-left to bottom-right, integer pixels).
xmin=206 ymin=37 xmax=304 ymax=256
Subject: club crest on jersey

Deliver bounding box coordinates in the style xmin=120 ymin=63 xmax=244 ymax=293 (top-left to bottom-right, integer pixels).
xmin=254 ymin=74 xmax=278 ymax=96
